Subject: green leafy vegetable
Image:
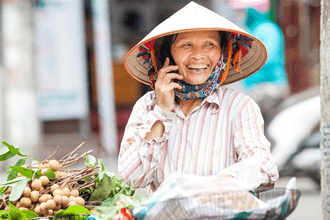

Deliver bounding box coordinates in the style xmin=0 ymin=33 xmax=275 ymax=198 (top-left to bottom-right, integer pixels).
xmin=89 ymin=175 xmax=115 ymax=201
xmin=20 ymin=210 xmax=39 ymax=218
xmin=85 ymin=155 xmax=97 ymax=167
xmin=7 ymin=203 xmax=27 ymax=220
xmin=0 ymin=210 xmax=8 ymax=220
xmin=66 ymin=205 xmax=92 ymax=215
xmin=53 ymin=209 xmax=88 ymax=220
xmin=101 ymin=189 xmax=125 ymax=207
xmin=97 ymin=205 xmax=126 ymax=219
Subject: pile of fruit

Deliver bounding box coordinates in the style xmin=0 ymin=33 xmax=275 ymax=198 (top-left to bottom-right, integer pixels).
xmin=0 ymin=142 xmax=142 ymax=220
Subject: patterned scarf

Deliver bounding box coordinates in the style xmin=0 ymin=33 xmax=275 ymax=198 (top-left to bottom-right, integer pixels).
xmin=137 ymin=33 xmax=253 ymax=100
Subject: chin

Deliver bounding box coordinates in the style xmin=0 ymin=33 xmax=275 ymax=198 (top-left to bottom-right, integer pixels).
xmin=184 ymin=77 xmax=209 ymax=85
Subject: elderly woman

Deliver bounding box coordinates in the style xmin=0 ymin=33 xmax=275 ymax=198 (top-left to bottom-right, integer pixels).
xmin=119 ymin=2 xmax=279 ymax=195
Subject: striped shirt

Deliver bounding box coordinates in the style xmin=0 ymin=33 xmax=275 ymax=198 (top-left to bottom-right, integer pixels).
xmin=118 ymin=87 xmax=279 ymax=194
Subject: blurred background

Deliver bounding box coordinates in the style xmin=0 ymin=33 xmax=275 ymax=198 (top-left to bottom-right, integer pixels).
xmin=0 ymin=0 xmax=321 ymax=219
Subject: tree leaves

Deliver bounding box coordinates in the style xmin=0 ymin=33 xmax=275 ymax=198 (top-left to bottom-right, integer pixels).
xmin=1 ymin=142 xmax=27 ymax=157
xmin=0 ymin=142 xmax=27 ymax=162
xmin=42 ymin=168 xmax=55 ymax=180
xmin=0 ymin=150 xmax=16 ymax=161
xmin=9 ymin=177 xmax=29 ymax=201
xmin=7 ymin=166 xmax=41 ymax=180
xmin=0 ymin=177 xmax=29 ymax=186
xmin=0 ymin=186 xmax=8 ymax=200
xmin=7 ymin=158 xmax=26 ymax=181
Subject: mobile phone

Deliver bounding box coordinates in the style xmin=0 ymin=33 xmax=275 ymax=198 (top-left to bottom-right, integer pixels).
xmin=164 ymin=50 xmax=178 ymax=73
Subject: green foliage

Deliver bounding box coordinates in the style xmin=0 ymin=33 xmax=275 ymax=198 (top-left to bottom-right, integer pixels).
xmin=42 ymin=168 xmax=56 ymax=180
xmin=7 ymin=158 xmax=26 ymax=181
xmin=0 ymin=186 xmax=8 ymax=199
xmin=1 ymin=142 xmax=27 ymax=157
xmin=85 ymin=155 xmax=97 ymax=167
xmin=98 ymin=193 xmax=147 ymax=219
xmin=53 ymin=206 xmax=89 ymax=220
xmin=0 ymin=141 xmax=28 ymax=161
xmin=20 ymin=210 xmax=39 ymax=219
xmin=7 ymin=166 xmax=41 ymax=180
xmin=66 ymin=205 xmax=92 ymax=215
xmin=0 ymin=202 xmax=38 ymax=220
xmin=89 ymin=175 xmax=116 ymax=201
xmin=0 ymin=150 xmax=16 ymax=161
xmin=9 ymin=178 xmax=29 ymax=201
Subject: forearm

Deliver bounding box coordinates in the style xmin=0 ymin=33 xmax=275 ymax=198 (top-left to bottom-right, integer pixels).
xmin=119 ymin=139 xmax=165 ymax=188
xmin=118 ymin=104 xmax=175 ymax=188
xmin=229 ymin=98 xmax=279 ymax=184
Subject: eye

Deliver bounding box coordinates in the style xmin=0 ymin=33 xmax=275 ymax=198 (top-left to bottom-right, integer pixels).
xmin=206 ymin=42 xmax=214 ymax=46
xmin=181 ymin=43 xmax=191 ymax=47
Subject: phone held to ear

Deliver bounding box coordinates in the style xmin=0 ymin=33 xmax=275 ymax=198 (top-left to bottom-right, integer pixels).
xmin=164 ymin=51 xmax=178 ymax=73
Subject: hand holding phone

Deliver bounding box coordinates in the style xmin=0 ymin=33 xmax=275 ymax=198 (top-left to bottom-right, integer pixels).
xmin=155 ymin=57 xmax=183 ymax=111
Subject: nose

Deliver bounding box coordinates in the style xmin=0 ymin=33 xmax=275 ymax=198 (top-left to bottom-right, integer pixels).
xmin=191 ymin=46 xmax=205 ymax=59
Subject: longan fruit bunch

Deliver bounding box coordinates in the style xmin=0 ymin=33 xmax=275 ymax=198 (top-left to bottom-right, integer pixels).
xmin=38 ymin=160 xmax=67 ymax=179
xmin=4 ymin=181 xmax=85 ymax=217
xmin=3 ymin=160 xmax=87 ymax=217
xmin=16 ymin=160 xmax=66 ymax=179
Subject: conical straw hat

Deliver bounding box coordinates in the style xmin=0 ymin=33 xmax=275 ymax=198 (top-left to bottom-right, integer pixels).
xmin=124 ymin=1 xmax=267 ymax=86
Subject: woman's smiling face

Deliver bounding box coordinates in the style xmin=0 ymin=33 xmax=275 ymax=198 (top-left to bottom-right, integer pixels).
xmin=170 ymin=31 xmax=221 ymax=85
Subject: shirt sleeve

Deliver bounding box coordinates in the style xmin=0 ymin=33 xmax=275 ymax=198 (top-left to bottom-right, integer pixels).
xmin=219 ymin=98 xmax=279 ymax=185
xmin=118 ymin=94 xmax=176 ymax=188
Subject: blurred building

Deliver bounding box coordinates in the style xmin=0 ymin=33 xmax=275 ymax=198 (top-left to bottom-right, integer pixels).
xmin=276 ymin=0 xmax=320 ymax=94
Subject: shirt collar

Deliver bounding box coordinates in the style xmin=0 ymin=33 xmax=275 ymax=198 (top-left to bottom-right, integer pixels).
xmin=146 ymin=88 xmax=222 ymax=114
xmin=203 ymin=87 xmax=222 ymax=114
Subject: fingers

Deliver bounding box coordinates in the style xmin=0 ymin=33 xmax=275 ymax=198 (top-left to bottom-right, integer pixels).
xmin=165 ymin=73 xmax=183 ymax=81
xmin=167 ymin=82 xmax=183 ymax=91
xmin=158 ymin=57 xmax=179 ymax=77
xmin=163 ymin=57 xmax=170 ymax=68
xmin=157 ymin=73 xmax=183 ymax=86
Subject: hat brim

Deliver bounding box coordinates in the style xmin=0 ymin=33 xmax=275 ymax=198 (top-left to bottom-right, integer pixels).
xmin=124 ymin=2 xmax=267 ymax=86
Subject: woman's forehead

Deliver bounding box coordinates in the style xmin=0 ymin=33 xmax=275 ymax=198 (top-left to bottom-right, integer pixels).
xmin=175 ymin=31 xmax=221 ymax=41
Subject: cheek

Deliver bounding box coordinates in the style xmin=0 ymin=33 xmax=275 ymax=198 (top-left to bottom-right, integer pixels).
xmin=211 ymin=50 xmax=221 ymax=63
xmin=172 ymin=50 xmax=185 ymax=64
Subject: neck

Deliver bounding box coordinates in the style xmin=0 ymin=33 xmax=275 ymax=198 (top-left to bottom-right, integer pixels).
xmin=176 ymin=97 xmax=204 ymax=117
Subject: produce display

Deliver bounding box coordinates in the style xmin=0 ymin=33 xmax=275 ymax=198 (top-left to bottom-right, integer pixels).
xmin=0 ymin=142 xmax=146 ymax=220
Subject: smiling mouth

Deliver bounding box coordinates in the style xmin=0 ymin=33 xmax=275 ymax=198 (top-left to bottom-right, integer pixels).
xmin=187 ymin=65 xmax=209 ymax=72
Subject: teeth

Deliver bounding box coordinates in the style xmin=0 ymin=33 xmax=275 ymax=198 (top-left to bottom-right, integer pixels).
xmin=187 ymin=65 xmax=208 ymax=69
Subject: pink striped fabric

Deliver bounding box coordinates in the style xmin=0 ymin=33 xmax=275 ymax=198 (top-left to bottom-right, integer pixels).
xmin=118 ymin=87 xmax=279 ymax=194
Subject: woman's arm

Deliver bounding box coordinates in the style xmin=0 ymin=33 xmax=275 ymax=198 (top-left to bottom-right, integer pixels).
xmin=118 ymin=94 xmax=175 ymax=188
xmin=219 ymin=98 xmax=279 ymax=185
